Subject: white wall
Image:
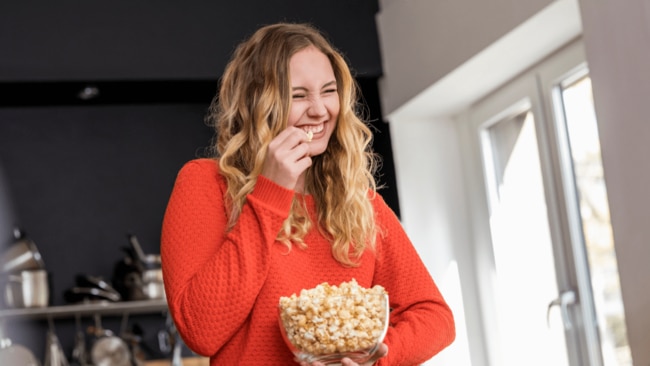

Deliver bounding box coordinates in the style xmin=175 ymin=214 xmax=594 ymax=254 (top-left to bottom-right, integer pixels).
xmin=377 ymin=0 xmax=554 ymax=116
xmin=388 ymin=116 xmax=481 ymax=366
xmin=377 ymin=0 xmax=649 ymax=364
xmin=577 ymin=0 xmax=650 ymax=363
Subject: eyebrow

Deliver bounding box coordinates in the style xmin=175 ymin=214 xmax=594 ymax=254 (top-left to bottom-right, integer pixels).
xmin=291 ymin=80 xmax=337 ymax=92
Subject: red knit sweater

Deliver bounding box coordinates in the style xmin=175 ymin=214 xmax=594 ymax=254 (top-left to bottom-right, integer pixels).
xmin=161 ymin=159 xmax=455 ymax=365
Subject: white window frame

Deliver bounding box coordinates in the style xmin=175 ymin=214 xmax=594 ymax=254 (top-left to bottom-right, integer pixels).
xmin=462 ymin=37 xmax=612 ymax=366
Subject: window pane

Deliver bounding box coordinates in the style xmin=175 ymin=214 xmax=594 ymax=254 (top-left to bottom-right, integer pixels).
xmin=561 ymin=76 xmax=631 ymax=366
xmin=483 ymin=110 xmax=569 ymax=366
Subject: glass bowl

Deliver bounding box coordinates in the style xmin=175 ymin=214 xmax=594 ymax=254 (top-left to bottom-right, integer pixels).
xmin=278 ymin=292 xmax=389 ymax=365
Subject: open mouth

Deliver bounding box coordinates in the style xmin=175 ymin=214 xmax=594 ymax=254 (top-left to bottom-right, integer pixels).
xmin=300 ymin=124 xmax=324 ymax=134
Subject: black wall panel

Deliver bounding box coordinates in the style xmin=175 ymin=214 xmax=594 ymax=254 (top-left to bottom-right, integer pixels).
xmin=0 ymin=102 xmax=214 ymax=360
xmin=0 ymin=1 xmax=382 ymax=81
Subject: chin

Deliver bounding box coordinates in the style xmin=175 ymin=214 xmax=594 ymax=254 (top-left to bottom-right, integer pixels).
xmin=311 ymin=142 xmax=330 ymax=157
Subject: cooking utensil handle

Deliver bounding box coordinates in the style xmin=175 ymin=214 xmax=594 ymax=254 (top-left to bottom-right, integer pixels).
xmin=128 ymin=234 xmax=147 ymax=263
xmin=171 ymin=336 xmax=182 ymax=366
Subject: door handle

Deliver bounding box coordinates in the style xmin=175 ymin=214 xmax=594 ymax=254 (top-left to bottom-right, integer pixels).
xmin=547 ymin=290 xmax=577 ymax=330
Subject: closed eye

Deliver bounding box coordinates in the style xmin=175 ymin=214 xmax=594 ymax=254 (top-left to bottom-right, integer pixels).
xmin=322 ymin=81 xmax=337 ymax=95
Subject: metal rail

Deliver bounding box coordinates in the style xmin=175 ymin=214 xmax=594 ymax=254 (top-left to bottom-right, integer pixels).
xmin=0 ymin=299 xmax=167 ymax=320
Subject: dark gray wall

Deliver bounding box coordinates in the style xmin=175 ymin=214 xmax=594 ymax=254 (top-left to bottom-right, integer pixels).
xmin=0 ymin=103 xmax=214 ymax=360
xmin=0 ymin=1 xmax=382 ymax=81
xmin=0 ymin=166 xmax=15 ymax=250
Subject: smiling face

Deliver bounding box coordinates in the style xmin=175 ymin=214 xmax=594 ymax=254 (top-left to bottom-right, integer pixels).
xmin=288 ymin=45 xmax=340 ymax=157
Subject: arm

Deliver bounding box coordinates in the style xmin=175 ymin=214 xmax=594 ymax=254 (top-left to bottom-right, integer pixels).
xmin=371 ymin=194 xmax=456 ymax=365
xmin=160 ymin=159 xmax=294 ymax=356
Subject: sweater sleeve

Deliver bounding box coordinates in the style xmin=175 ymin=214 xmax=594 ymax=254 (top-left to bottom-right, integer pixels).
xmin=371 ymin=194 xmax=456 ymax=365
xmin=160 ymin=159 xmax=294 ymax=356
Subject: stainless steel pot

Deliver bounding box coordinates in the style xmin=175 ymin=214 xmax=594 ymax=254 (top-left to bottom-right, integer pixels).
xmin=141 ymin=279 xmax=165 ymax=300
xmin=142 ymin=268 xmax=165 ymax=299
xmin=141 ymin=268 xmax=163 ymax=283
xmin=1 ymin=229 xmax=45 ymax=273
xmin=0 ymin=340 xmax=40 ymax=366
xmin=91 ymin=336 xmax=131 ymax=366
xmin=3 ymin=269 xmax=49 ymax=308
xmin=120 ymin=234 xmax=165 ymax=300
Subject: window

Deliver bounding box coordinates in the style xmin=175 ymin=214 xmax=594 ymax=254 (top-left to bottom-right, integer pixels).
xmin=468 ymin=39 xmax=630 ymax=366
xmin=553 ymin=72 xmax=631 ymax=366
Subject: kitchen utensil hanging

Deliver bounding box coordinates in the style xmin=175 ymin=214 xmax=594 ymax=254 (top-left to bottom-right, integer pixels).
xmin=0 ymin=337 xmax=39 ymax=365
xmin=71 ymin=315 xmax=90 ymax=366
xmin=88 ymin=314 xmax=131 ymax=366
xmin=43 ymin=317 xmax=69 ymax=366
xmin=0 ymin=320 xmax=40 ymax=365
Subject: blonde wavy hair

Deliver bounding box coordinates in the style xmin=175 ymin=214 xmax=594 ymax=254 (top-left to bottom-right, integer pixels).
xmin=206 ymin=23 xmax=380 ymax=266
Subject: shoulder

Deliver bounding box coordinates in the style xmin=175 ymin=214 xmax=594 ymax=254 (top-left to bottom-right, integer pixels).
xmin=368 ymin=189 xmax=404 ymax=241
xmin=368 ymin=190 xmax=395 ymax=217
xmin=174 ymin=158 xmax=225 ymax=189
xmin=178 ymin=158 xmax=220 ymax=176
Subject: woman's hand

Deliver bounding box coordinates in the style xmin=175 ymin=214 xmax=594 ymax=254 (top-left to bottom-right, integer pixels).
xmin=299 ymin=344 xmax=389 ymax=366
xmin=262 ymin=126 xmax=312 ymax=190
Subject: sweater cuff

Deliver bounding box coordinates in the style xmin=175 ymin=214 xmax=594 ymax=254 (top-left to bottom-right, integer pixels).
xmin=249 ymin=175 xmax=295 ymax=215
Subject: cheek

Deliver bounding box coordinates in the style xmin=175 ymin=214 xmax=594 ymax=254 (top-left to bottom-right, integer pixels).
xmin=327 ymin=101 xmax=340 ymax=121
xmin=287 ymin=105 xmax=302 ymax=127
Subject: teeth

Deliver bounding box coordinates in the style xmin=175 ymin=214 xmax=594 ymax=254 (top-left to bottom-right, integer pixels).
xmin=302 ymin=124 xmax=324 ymax=134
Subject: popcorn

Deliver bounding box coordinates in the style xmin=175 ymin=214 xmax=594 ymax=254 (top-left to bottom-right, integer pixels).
xmin=306 ymin=130 xmax=314 ymax=141
xmin=279 ymin=279 xmax=388 ymax=356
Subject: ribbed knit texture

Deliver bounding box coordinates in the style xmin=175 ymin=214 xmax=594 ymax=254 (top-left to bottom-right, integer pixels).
xmin=161 ymin=158 xmax=455 ymax=365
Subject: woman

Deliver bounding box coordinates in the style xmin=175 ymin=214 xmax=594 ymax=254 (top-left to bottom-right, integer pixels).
xmin=161 ymin=22 xmax=455 ymax=365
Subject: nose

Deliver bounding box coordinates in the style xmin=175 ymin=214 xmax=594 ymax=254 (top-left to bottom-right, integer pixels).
xmin=307 ymin=97 xmax=327 ymax=117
